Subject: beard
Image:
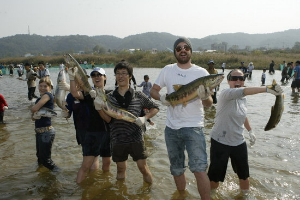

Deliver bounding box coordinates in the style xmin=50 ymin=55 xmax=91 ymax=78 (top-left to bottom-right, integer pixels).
xmin=175 ymin=52 xmax=191 ymax=64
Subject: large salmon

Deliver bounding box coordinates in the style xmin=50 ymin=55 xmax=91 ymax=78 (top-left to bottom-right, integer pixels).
xmin=54 ymin=66 xmax=68 ymax=110
xmin=95 ymin=88 xmax=138 ymax=122
xmin=64 ymin=54 xmax=92 ymax=95
xmin=264 ymin=79 xmax=284 ymax=131
xmin=166 ymin=74 xmax=224 ymax=107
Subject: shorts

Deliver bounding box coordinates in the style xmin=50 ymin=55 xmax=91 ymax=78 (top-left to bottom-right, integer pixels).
xmin=165 ymin=126 xmax=208 ymax=176
xmin=208 ymin=138 xmax=249 ymax=182
xmin=291 ymin=79 xmax=300 ymax=88
xmin=82 ymin=131 xmax=111 ymax=157
xmin=112 ymin=141 xmax=147 ymax=162
xmin=76 ymin=129 xmax=86 ymax=145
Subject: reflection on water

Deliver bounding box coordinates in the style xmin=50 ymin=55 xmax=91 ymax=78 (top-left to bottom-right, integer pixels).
xmin=0 ymin=68 xmax=299 ymax=199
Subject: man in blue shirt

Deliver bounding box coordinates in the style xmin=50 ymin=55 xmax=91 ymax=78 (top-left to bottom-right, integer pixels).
xmin=291 ymin=60 xmax=300 ymax=95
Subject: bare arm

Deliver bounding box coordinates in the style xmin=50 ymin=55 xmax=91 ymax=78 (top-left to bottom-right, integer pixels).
xmin=144 ymin=108 xmax=159 ymax=120
xmin=70 ymin=80 xmax=84 ymax=100
xmin=150 ymin=84 xmax=161 ymax=100
xmin=97 ymin=110 xmax=111 ymax=123
xmin=31 ymin=94 xmax=50 ymax=113
xmin=202 ymin=96 xmax=213 ymax=108
xmin=244 ymin=117 xmax=252 ymax=131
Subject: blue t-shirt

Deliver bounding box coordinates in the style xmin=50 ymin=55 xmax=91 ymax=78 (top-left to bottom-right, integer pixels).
xmin=294 ymin=65 xmax=300 ymax=79
xmin=35 ymin=92 xmax=54 ymax=128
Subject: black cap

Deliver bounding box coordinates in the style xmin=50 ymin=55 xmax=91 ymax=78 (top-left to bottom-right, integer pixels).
xmin=295 ymin=60 xmax=300 ymax=64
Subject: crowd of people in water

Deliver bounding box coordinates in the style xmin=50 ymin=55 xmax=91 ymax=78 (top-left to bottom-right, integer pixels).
xmin=1 ymin=37 xmax=299 ymax=199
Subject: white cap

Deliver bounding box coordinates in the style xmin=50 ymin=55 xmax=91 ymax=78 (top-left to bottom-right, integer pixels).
xmin=90 ymin=67 xmax=106 ymax=76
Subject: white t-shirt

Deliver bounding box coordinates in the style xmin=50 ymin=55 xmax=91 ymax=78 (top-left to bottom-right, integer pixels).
xmin=210 ymin=88 xmax=247 ymax=146
xmin=154 ymin=63 xmax=209 ymax=129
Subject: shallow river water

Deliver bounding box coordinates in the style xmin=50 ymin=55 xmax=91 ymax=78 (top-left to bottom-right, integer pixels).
xmin=0 ymin=67 xmax=299 ymax=200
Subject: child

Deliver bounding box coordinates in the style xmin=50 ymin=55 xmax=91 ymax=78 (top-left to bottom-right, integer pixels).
xmin=31 ymin=77 xmax=59 ymax=171
xmin=138 ymin=75 xmax=154 ymax=125
xmin=0 ymin=94 xmax=8 ymax=123
xmin=261 ymin=68 xmax=267 ymax=86
xmin=137 ymin=75 xmax=152 ymax=98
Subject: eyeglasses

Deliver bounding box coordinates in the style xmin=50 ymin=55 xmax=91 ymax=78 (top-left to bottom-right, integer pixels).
xmin=175 ymin=45 xmax=191 ymax=52
xmin=91 ymin=73 xmax=103 ymax=77
xmin=115 ymin=73 xmax=129 ymax=77
xmin=229 ymin=76 xmax=245 ymax=81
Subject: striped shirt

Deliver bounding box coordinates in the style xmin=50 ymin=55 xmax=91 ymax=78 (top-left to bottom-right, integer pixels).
xmin=107 ymin=87 xmax=159 ymax=144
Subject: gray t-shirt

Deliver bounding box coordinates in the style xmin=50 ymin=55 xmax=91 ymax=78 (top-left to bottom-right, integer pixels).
xmin=210 ymin=88 xmax=247 ymax=146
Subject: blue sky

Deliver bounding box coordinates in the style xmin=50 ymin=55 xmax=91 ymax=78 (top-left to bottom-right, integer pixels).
xmin=1 ymin=0 xmax=299 ymax=39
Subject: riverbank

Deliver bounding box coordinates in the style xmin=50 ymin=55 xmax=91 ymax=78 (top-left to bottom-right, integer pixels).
xmin=1 ymin=51 xmax=300 ymax=70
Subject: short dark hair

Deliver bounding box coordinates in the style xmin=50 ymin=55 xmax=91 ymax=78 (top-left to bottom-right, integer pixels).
xmin=114 ymin=60 xmax=133 ymax=77
xmin=38 ymin=61 xmax=44 ymax=65
xmin=144 ymin=75 xmax=149 ymax=80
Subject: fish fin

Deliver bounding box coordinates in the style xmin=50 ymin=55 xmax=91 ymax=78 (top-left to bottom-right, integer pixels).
xmin=272 ymin=79 xmax=277 ymax=86
xmin=183 ymin=102 xmax=188 ymax=107
xmin=173 ymin=85 xmax=183 ymax=91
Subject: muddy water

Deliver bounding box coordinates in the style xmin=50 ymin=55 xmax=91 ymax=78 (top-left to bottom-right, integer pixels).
xmin=0 ymin=67 xmax=299 ymax=199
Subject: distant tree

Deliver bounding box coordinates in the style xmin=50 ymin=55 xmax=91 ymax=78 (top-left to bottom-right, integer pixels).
xmin=197 ymin=46 xmax=203 ymax=51
xmin=292 ymin=42 xmax=300 ymax=50
xmin=93 ymin=45 xmax=106 ymax=54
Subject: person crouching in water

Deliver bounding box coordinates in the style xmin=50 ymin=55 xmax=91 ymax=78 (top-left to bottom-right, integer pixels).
xmin=31 ymin=77 xmax=59 ymax=171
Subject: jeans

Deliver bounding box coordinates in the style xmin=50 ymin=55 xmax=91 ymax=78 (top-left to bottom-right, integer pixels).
xmin=165 ymin=126 xmax=208 ymax=176
xmin=35 ymin=128 xmax=57 ymax=170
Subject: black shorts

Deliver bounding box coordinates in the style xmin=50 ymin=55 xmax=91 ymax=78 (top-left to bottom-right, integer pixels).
xmin=112 ymin=141 xmax=148 ymax=162
xmin=82 ymin=131 xmax=111 ymax=157
xmin=208 ymin=138 xmax=249 ymax=182
xmin=291 ymin=79 xmax=300 ymax=88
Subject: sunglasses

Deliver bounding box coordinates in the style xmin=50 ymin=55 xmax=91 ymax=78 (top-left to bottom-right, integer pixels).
xmin=229 ymin=76 xmax=245 ymax=81
xmin=175 ymin=45 xmax=191 ymax=52
xmin=91 ymin=73 xmax=103 ymax=77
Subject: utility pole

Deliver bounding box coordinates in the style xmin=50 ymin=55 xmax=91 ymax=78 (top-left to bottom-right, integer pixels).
xmin=28 ymin=25 xmax=30 ymax=35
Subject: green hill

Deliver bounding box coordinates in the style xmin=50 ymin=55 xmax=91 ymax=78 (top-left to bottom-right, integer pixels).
xmin=0 ymin=29 xmax=299 ymax=58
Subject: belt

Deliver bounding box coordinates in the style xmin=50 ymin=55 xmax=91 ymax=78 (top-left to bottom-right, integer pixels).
xmin=35 ymin=126 xmax=53 ymax=133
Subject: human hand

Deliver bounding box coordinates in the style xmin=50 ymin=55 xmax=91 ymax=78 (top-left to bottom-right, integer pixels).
xmin=248 ymin=130 xmax=256 ymax=146
xmin=3 ymin=106 xmax=8 ymax=110
xmin=94 ymin=95 xmax=105 ymax=110
xmin=58 ymin=82 xmax=70 ymax=91
xmin=135 ymin=116 xmax=146 ymax=126
xmin=89 ymin=89 xmax=96 ymax=98
xmin=266 ymin=84 xmax=283 ymax=96
xmin=67 ymin=67 xmax=77 ymax=81
xmin=197 ymin=85 xmax=212 ymax=100
xmin=32 ymin=112 xmax=41 ymax=119
xmin=160 ymin=94 xmax=170 ymax=106
xmin=61 ymin=110 xmax=70 ymax=118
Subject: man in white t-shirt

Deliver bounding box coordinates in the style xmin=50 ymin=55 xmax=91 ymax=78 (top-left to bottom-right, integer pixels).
xmin=150 ymin=37 xmax=212 ymax=200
